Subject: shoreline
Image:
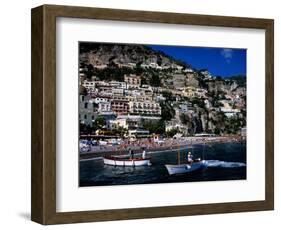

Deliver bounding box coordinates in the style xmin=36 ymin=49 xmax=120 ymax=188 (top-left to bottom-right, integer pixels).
xmin=80 ymin=136 xmax=246 ymax=161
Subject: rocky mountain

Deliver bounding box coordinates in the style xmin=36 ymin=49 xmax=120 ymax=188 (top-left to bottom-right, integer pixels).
xmin=80 ymin=43 xmax=186 ymax=69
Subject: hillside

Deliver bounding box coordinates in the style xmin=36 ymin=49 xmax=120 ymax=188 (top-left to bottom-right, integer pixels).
xmin=79 ymin=43 xmax=247 ymax=135
xmin=79 ymin=43 xmax=187 ymax=69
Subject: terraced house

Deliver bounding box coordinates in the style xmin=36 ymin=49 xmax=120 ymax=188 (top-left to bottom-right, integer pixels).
xmin=128 ymin=101 xmax=161 ymax=116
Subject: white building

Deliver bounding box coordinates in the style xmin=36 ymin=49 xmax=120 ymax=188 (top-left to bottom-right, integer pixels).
xmin=93 ymin=96 xmax=109 ymax=104
xmin=82 ymin=80 xmax=95 ymax=90
xmin=109 ymin=81 xmax=127 ymax=89
xmin=128 ymin=129 xmax=150 ymax=138
xmin=98 ymin=102 xmax=111 ymax=114
xmin=98 ymin=86 xmax=113 ymax=96
xmin=128 ymin=101 xmax=161 ymax=116
xmin=221 ymin=108 xmax=240 ymax=117
xmin=183 ymin=68 xmax=194 ymax=73
xmin=112 ymin=88 xmax=124 ymax=96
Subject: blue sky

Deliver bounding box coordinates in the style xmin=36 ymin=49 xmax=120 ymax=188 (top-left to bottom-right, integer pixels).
xmin=148 ymin=45 xmax=246 ymax=77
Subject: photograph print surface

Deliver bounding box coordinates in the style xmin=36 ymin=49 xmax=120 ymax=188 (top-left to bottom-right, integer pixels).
xmin=78 ymin=42 xmax=247 ymax=187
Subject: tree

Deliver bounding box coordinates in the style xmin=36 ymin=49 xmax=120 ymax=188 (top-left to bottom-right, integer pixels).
xmin=93 ymin=116 xmax=106 ymax=129
xmin=135 ymin=61 xmax=144 ymax=75
xmin=141 ymin=76 xmax=148 ymax=85
xmin=214 ymin=128 xmax=221 ymax=135
xmin=190 ymin=97 xmax=205 ymax=108
xmin=180 ymin=113 xmax=189 ymax=125
xmin=162 ymin=91 xmax=173 ymax=101
xmin=160 ymin=102 xmax=175 ymax=121
xmin=150 ymin=74 xmax=161 ymax=87
xmin=113 ymin=126 xmax=128 ymax=137
xmin=79 ymin=123 xmax=93 ymax=134
xmin=156 ymin=56 xmax=162 ymax=66
xmin=224 ymin=116 xmax=244 ymax=134
xmin=142 ymin=119 xmax=165 ymax=135
xmin=166 ymin=128 xmax=178 ymax=137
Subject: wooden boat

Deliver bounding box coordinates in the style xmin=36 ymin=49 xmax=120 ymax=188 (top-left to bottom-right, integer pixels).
xmin=103 ymin=156 xmax=151 ymax=167
xmin=165 ymin=160 xmax=207 ymax=175
xmin=165 ymin=141 xmax=207 ymax=175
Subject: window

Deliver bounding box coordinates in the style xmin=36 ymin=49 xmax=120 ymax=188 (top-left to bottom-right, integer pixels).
xmin=84 ymin=114 xmax=87 ymax=119
xmin=84 ymin=102 xmax=88 ymax=109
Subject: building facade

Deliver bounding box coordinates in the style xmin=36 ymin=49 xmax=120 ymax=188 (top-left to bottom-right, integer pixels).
xmin=98 ymin=101 xmax=111 ymax=114
xmin=128 ymin=101 xmax=161 ymax=116
xmin=111 ymin=99 xmax=129 ymax=115
xmin=79 ymin=95 xmax=96 ymax=126
xmin=124 ymin=74 xmax=141 ymax=89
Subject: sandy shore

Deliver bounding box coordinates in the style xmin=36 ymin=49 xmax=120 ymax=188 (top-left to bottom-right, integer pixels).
xmin=80 ymin=135 xmax=245 ymax=161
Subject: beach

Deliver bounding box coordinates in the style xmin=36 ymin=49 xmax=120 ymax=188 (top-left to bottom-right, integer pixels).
xmin=79 ymin=135 xmax=245 ymax=161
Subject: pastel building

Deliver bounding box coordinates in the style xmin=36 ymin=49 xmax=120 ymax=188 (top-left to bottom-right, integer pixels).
xmin=98 ymin=102 xmax=111 ymax=114
xmin=128 ymin=101 xmax=161 ymax=116
xmin=124 ymin=74 xmax=141 ymax=89
xmin=79 ymin=95 xmax=95 ymax=126
xmin=111 ymin=99 xmax=129 ymax=115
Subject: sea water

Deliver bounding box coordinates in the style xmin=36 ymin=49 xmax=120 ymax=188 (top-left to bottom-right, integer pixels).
xmin=79 ymin=142 xmax=246 ymax=186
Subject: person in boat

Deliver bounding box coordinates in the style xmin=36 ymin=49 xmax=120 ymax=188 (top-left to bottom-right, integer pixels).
xmin=187 ymin=152 xmax=193 ymax=164
xmin=142 ymin=147 xmax=146 ymax=159
xmin=129 ymin=148 xmax=134 ymax=159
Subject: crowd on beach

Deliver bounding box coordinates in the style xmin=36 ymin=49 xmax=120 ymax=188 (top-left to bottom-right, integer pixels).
xmin=80 ymin=135 xmax=245 ymax=154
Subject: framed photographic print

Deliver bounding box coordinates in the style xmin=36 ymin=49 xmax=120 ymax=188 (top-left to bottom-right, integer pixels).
xmin=31 ymin=4 xmax=274 ymax=225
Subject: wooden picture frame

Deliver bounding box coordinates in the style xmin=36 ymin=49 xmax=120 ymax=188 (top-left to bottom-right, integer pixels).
xmin=31 ymin=4 xmax=274 ymax=225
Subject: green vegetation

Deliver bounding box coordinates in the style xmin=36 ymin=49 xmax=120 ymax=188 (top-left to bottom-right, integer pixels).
xmin=224 ymin=116 xmax=246 ymax=134
xmin=90 ymin=67 xmax=133 ymax=82
xmin=142 ymin=119 xmax=166 ymax=135
xmin=179 ymin=113 xmax=190 ymax=125
xmin=166 ymin=128 xmax=178 ymax=137
xmin=150 ymin=74 xmax=161 ymax=87
xmin=93 ymin=116 xmax=106 ymax=130
xmin=197 ymin=72 xmax=209 ymax=89
xmin=160 ymin=102 xmax=175 ymax=121
xmin=214 ymin=127 xmax=221 ymax=135
xmin=190 ymin=97 xmax=205 ymax=108
xmin=112 ymin=126 xmax=128 ymax=137
xmin=162 ymin=91 xmax=174 ymax=101
xmin=79 ymin=123 xmax=93 ymax=134
xmin=228 ymin=75 xmax=246 ymax=87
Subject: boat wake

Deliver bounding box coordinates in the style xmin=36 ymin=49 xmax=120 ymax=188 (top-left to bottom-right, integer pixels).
xmin=205 ymin=160 xmax=246 ymax=168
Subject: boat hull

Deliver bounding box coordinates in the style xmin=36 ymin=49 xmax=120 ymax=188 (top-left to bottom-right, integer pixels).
xmin=165 ymin=160 xmax=207 ymax=175
xmin=103 ymin=157 xmax=151 ymax=167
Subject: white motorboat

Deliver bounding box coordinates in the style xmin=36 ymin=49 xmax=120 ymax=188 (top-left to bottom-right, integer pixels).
xmin=165 ymin=160 xmax=207 ymax=175
xmin=103 ymin=156 xmax=151 ymax=167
